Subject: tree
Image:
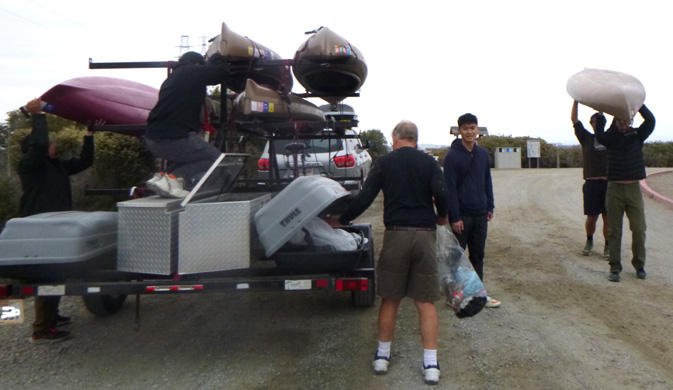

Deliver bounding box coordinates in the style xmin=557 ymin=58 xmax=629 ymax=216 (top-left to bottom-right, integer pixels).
xmin=359 ymin=129 xmax=388 ymax=160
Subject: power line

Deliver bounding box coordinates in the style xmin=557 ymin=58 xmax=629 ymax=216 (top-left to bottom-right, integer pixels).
xmin=27 ymin=0 xmax=88 ymax=29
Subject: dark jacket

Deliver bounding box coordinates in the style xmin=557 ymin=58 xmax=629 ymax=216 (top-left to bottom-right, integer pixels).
xmin=443 ymin=139 xmax=494 ymax=222
xmin=574 ymin=119 xmax=608 ymax=179
xmin=594 ymin=105 xmax=655 ymax=181
xmin=146 ymin=53 xmax=228 ymax=140
xmin=18 ymin=114 xmax=94 ymax=217
xmin=339 ymin=146 xmax=449 ymax=228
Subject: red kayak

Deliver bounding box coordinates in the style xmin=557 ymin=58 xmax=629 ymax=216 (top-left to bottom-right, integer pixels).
xmin=40 ymin=76 xmax=159 ymax=134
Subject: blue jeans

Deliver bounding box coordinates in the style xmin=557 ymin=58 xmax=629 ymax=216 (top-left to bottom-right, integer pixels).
xmin=145 ymin=132 xmax=221 ymax=181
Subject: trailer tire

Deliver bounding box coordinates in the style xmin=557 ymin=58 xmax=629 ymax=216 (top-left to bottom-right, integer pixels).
xmin=351 ymin=277 xmax=376 ymax=307
xmin=82 ymin=294 xmax=128 ymax=316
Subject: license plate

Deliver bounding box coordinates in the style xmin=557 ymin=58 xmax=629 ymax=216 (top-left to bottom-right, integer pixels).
xmin=1 ymin=299 xmax=25 ymax=325
xmin=284 ymin=280 xmax=312 ymax=290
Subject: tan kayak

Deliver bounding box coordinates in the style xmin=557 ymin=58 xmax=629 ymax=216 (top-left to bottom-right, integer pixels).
xmin=233 ymin=79 xmax=326 ymax=134
xmin=293 ymin=27 xmax=367 ymax=104
xmin=206 ymin=22 xmax=291 ymax=93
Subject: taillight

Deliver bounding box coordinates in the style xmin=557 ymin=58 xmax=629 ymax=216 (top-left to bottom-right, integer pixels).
xmin=334 ymin=154 xmax=355 ymax=168
xmin=258 ymin=158 xmax=270 ymax=171
xmin=0 ymin=285 xmax=9 ymax=298
xmin=336 ymin=278 xmax=369 ymax=291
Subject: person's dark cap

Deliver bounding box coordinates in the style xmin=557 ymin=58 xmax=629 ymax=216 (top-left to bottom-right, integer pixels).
xmin=178 ymin=51 xmax=205 ymax=65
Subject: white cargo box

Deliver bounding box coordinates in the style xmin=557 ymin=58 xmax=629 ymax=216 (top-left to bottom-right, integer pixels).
xmin=254 ymin=176 xmax=351 ymax=258
xmin=0 ymin=211 xmax=118 ymax=279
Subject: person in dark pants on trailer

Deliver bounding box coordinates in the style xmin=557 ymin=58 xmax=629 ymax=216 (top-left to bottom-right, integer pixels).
xmin=443 ymin=113 xmax=500 ymax=308
xmin=144 ymin=51 xmax=229 ymax=198
xmin=571 ymin=101 xmax=609 ymax=257
xmin=18 ymin=98 xmax=97 ymax=343
xmin=327 ymin=120 xmax=449 ymax=385
xmin=594 ymin=105 xmax=655 ymax=282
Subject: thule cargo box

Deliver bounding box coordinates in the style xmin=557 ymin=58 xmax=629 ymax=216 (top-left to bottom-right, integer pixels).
xmin=254 ymin=176 xmax=373 ymax=272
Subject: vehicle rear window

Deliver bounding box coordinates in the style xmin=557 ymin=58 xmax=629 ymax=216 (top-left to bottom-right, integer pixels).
xmin=272 ymin=138 xmax=343 ymax=154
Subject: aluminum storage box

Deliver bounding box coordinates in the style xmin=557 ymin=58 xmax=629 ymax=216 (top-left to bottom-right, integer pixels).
xmin=254 ymin=176 xmax=351 ymax=258
xmin=0 ymin=211 xmax=117 ymax=280
xmin=116 ymin=197 xmax=182 ymax=275
xmin=116 ymin=153 xmax=267 ymax=275
xmin=178 ymin=192 xmax=271 ymax=274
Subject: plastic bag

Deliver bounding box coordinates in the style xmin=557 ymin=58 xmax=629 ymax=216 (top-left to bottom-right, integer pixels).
xmin=436 ymin=226 xmax=487 ymax=318
xmin=288 ymin=217 xmax=363 ymax=251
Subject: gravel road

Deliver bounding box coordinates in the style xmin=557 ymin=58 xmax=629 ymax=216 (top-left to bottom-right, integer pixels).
xmin=1 ymin=168 xmax=672 ymax=389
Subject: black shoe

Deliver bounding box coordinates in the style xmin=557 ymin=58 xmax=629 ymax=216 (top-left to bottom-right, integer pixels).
xmin=56 ymin=314 xmax=72 ymax=326
xmin=30 ymin=329 xmax=71 ymax=344
xmin=636 ymin=269 xmax=647 ymax=279
xmin=607 ymin=272 xmax=620 ymax=282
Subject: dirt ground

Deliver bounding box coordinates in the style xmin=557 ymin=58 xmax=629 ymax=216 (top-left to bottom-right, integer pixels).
xmin=1 ymin=168 xmax=672 ymax=389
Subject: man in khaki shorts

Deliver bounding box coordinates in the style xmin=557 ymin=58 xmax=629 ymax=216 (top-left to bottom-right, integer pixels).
xmin=329 ymin=120 xmax=449 ymax=385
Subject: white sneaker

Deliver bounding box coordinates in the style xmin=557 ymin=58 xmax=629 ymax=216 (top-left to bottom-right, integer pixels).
xmin=422 ymin=364 xmax=440 ymax=385
xmin=149 ymin=175 xmax=173 ymax=198
xmin=146 ymin=172 xmax=164 ymax=186
xmin=485 ymin=296 xmax=501 ymax=308
xmin=373 ymin=354 xmax=390 ymax=375
xmin=166 ymin=175 xmax=190 ymax=198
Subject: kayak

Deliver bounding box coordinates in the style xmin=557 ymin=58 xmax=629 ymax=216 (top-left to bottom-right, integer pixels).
xmin=566 ymin=68 xmax=646 ymax=124
xmin=205 ymin=22 xmax=291 ymax=93
xmin=40 ymin=76 xmax=158 ymax=135
xmin=293 ymin=27 xmax=367 ymax=104
xmin=233 ymin=79 xmax=326 ymax=134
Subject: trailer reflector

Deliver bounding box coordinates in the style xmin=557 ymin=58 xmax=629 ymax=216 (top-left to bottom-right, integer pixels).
xmin=0 ymin=285 xmax=9 ymax=298
xmin=21 ymin=286 xmax=35 ymax=296
xmin=316 ymin=279 xmax=328 ymax=288
xmin=336 ymin=279 xmax=368 ymax=291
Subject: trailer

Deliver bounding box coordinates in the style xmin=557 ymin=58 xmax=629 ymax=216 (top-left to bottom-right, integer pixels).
xmin=1 ymin=51 xmax=376 ymax=326
xmin=0 ymin=155 xmax=376 ymax=325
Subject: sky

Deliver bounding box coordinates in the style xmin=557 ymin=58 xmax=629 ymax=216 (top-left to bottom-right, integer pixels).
xmin=1 ymin=0 xmax=672 ymax=146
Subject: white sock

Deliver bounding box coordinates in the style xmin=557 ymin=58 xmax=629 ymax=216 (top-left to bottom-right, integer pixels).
xmin=423 ymin=349 xmax=438 ymax=367
xmin=377 ymin=341 xmax=391 ymax=358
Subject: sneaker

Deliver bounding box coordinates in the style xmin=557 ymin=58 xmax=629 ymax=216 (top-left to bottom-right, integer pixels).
xmin=166 ymin=175 xmax=190 ymax=198
xmin=148 ymin=174 xmax=172 ymax=197
xmin=485 ymin=296 xmax=501 ymax=308
xmin=608 ymin=272 xmax=620 ymax=282
xmin=146 ymin=172 xmax=164 ymax=186
xmin=603 ymin=246 xmax=610 ymax=259
xmin=422 ymin=364 xmax=440 ymax=385
xmin=582 ymin=241 xmax=593 ymax=256
xmin=30 ymin=329 xmax=71 ymax=344
xmin=373 ymin=353 xmax=390 ymax=375
xmin=636 ymin=269 xmax=647 ymax=280
xmin=56 ymin=314 xmax=71 ymax=326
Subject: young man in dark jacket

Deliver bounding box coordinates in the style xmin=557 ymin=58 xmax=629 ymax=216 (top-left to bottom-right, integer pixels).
xmin=571 ymin=101 xmax=609 ymax=257
xmin=443 ymin=113 xmax=499 ymax=308
xmin=329 ymin=120 xmax=449 ymax=385
xmin=595 ymin=105 xmax=655 ymax=282
xmin=145 ymin=51 xmax=229 ymax=198
xmin=18 ymin=98 xmax=95 ymax=343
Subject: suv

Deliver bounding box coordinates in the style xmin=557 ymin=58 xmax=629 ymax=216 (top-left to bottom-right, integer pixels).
xmin=257 ymin=128 xmax=372 ymax=191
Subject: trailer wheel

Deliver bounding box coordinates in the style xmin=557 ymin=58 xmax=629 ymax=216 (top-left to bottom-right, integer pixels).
xmin=82 ymin=294 xmax=128 ymax=316
xmin=352 ymin=277 xmax=376 ymax=307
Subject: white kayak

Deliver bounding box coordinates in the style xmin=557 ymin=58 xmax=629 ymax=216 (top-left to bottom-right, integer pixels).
xmin=566 ymin=68 xmax=646 ymax=124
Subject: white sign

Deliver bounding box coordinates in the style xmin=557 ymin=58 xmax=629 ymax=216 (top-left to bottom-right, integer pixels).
xmin=527 ymin=140 xmax=541 ymax=158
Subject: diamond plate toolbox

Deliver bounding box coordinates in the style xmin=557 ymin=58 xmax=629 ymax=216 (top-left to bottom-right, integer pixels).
xmin=116 ymin=197 xmax=183 ymax=275
xmin=178 ymin=193 xmax=271 ymax=274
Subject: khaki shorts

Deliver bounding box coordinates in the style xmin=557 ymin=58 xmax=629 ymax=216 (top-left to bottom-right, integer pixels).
xmin=377 ymin=228 xmax=439 ymax=302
